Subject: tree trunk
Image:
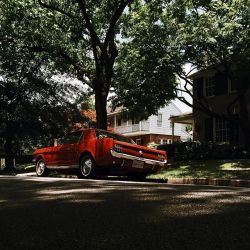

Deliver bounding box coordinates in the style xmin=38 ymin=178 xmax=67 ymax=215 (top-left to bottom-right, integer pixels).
xmin=93 ymin=42 xmax=117 ymax=130
xmin=95 ymin=88 xmax=108 ymax=129
xmin=4 ymin=134 xmax=15 ymax=171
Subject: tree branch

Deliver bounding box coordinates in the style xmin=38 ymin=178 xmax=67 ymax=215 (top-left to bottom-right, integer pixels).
xmin=75 ymin=0 xmax=101 ymax=57
xmin=176 ymin=71 xmax=229 ymax=119
xmin=38 ymin=0 xmax=76 ymax=19
xmin=104 ymin=0 xmax=133 ymax=48
xmin=29 ymin=46 xmax=92 ymax=86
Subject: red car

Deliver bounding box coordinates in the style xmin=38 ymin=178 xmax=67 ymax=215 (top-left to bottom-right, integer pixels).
xmin=33 ymin=129 xmax=167 ymax=178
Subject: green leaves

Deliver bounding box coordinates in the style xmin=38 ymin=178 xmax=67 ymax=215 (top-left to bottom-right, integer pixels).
xmin=1 ymin=0 xmax=249 ymax=127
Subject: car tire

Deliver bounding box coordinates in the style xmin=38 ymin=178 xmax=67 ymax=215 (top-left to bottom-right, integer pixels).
xmin=36 ymin=159 xmax=49 ymax=177
xmin=78 ymin=155 xmax=96 ymax=179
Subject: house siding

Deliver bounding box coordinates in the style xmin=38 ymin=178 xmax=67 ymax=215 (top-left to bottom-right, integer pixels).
xmin=108 ymin=102 xmax=190 ymax=145
xmin=148 ymin=103 xmax=190 ymax=141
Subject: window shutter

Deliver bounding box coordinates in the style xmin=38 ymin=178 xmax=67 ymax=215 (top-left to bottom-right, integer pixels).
xmin=204 ymin=118 xmax=213 ymax=142
xmin=215 ymin=72 xmax=228 ymax=95
xmin=229 ymin=115 xmax=239 ymax=143
xmin=194 ymin=77 xmax=204 ymax=99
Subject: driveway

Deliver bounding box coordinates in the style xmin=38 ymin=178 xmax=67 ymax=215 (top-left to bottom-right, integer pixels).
xmin=0 ymin=175 xmax=249 ymax=250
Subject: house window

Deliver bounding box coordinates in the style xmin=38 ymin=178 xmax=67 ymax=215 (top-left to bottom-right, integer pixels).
xmin=194 ymin=77 xmax=204 ymax=99
xmin=160 ymin=139 xmax=168 ymax=145
xmin=136 ymin=138 xmax=142 ymax=145
xmin=168 ymin=139 xmax=172 ymax=144
xmin=204 ymin=77 xmax=215 ymax=97
xmin=132 ymin=117 xmax=140 ymax=125
xmin=117 ymin=117 xmax=122 ymax=126
xmin=215 ymin=119 xmax=230 ymax=142
xmin=157 ymin=113 xmax=162 ymax=127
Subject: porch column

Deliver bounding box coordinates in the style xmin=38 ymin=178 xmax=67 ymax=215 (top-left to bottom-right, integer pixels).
xmin=172 ymin=121 xmax=175 ymax=143
xmin=114 ymin=115 xmax=117 ymax=129
xmin=192 ymin=119 xmax=195 ymax=141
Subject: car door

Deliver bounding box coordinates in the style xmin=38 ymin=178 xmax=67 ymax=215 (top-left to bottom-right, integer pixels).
xmin=57 ymin=132 xmax=83 ymax=168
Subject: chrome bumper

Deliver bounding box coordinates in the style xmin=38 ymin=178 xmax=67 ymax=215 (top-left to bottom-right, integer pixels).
xmin=110 ymin=150 xmax=167 ymax=167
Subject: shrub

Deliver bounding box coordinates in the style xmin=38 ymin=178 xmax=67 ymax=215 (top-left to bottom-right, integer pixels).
xmin=157 ymin=142 xmax=250 ymax=161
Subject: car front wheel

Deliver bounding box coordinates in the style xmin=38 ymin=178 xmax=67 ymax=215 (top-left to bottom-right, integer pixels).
xmin=78 ymin=155 xmax=96 ymax=179
xmin=36 ymin=159 xmax=49 ymax=177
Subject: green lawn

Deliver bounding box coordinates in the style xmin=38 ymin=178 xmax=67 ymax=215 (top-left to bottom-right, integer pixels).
xmin=0 ymin=163 xmax=35 ymax=173
xmin=149 ymin=159 xmax=250 ymax=180
xmin=15 ymin=163 xmax=35 ymax=172
xmin=2 ymin=160 xmax=250 ymax=180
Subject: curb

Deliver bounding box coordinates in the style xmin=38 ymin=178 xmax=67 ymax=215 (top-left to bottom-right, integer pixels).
xmin=162 ymin=178 xmax=250 ymax=188
xmin=2 ymin=172 xmax=250 ymax=188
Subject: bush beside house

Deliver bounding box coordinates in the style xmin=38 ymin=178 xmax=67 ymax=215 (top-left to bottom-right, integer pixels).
xmin=157 ymin=142 xmax=250 ymax=161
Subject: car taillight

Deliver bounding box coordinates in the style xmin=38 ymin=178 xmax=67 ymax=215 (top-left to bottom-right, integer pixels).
xmin=158 ymin=154 xmax=165 ymax=161
xmin=114 ymin=144 xmax=122 ymax=153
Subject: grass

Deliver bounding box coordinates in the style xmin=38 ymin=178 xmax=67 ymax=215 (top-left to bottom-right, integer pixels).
xmin=1 ymin=160 xmax=250 ymax=180
xmin=149 ymin=159 xmax=250 ymax=180
xmin=0 ymin=163 xmax=35 ymax=173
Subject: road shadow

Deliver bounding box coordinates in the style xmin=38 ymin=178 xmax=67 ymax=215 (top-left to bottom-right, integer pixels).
xmin=0 ymin=176 xmax=249 ymax=250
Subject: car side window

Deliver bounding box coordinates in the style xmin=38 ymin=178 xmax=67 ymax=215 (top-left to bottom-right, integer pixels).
xmin=61 ymin=132 xmax=83 ymax=145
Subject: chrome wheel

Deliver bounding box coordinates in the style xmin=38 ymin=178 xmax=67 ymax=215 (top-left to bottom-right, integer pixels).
xmin=79 ymin=156 xmax=95 ymax=178
xmin=36 ymin=159 xmax=48 ymax=177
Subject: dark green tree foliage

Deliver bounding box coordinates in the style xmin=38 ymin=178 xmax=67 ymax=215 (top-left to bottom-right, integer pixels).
xmin=112 ymin=0 xmax=177 ymax=119
xmin=1 ymin=0 xmax=249 ymax=143
xmin=113 ymin=0 xmax=250 ymax=147
xmin=0 ymin=3 xmax=87 ymax=170
xmin=113 ymin=0 xmax=250 ymax=112
xmin=0 ymin=0 xmax=179 ymax=128
xmin=0 ymin=63 xmax=85 ymax=170
xmin=0 ymin=0 xmax=137 ymax=129
xmin=169 ymin=0 xmax=250 ymax=147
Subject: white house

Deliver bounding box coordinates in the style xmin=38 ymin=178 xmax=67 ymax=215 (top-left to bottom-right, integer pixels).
xmin=108 ymin=102 xmax=190 ymax=146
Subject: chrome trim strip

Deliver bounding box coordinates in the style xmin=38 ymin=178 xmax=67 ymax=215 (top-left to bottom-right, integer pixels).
xmin=46 ymin=165 xmax=78 ymax=170
xmin=110 ymin=150 xmax=167 ymax=167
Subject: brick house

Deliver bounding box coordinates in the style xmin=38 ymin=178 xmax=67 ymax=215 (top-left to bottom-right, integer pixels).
xmin=190 ymin=66 xmax=250 ymax=146
xmin=108 ymin=102 xmax=190 ymax=146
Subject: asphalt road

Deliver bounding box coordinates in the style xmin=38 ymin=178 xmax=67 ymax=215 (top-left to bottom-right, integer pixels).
xmin=0 ymin=175 xmax=249 ymax=250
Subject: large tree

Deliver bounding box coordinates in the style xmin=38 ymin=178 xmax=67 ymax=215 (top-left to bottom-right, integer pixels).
xmin=112 ymin=0 xmax=250 ymax=146
xmin=1 ymin=0 xmax=179 ymax=129
xmin=0 ymin=59 xmax=86 ymax=171
xmin=2 ymin=0 xmax=249 ymax=136
xmin=170 ymin=0 xmax=250 ymax=147
xmin=112 ymin=0 xmax=178 ymax=119
xmin=0 ymin=0 xmax=130 ymax=129
xmin=0 ymin=5 xmax=87 ymax=170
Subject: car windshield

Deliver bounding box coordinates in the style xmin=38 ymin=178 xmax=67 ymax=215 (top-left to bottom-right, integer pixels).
xmin=96 ymin=130 xmax=135 ymax=144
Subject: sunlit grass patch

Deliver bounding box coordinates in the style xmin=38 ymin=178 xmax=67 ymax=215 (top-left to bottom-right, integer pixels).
xmin=149 ymin=159 xmax=250 ymax=180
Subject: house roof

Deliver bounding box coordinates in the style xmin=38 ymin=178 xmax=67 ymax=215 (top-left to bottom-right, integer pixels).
xmin=107 ymin=101 xmax=184 ymax=116
xmin=107 ymin=106 xmax=125 ymax=116
xmin=188 ymin=64 xmax=227 ymax=79
xmin=169 ymin=112 xmax=193 ymax=125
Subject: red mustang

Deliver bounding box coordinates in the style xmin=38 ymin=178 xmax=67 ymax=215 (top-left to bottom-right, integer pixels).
xmin=33 ymin=129 xmax=167 ymax=178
